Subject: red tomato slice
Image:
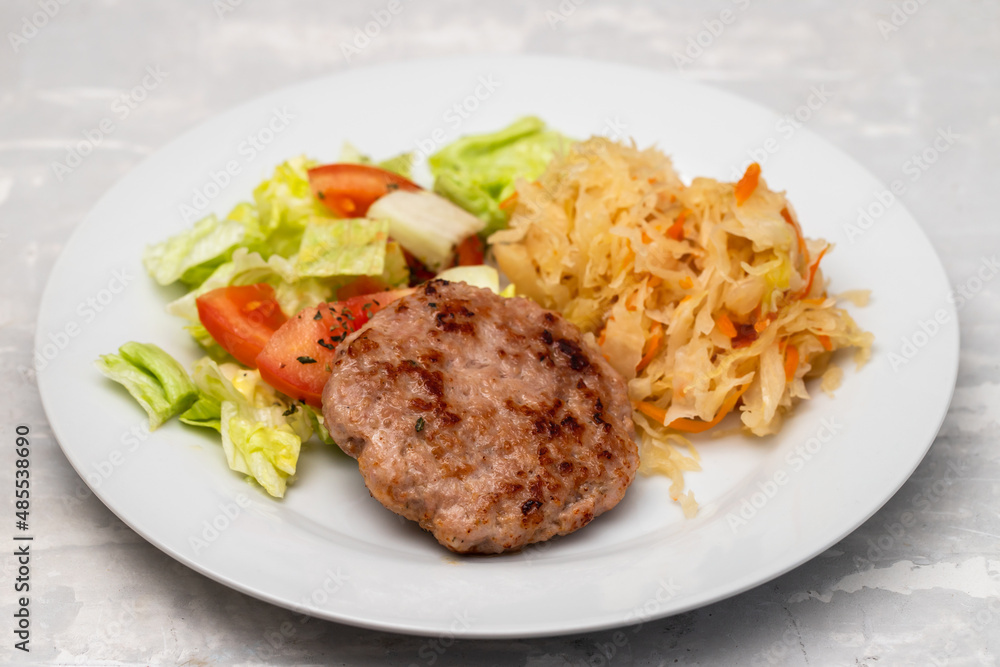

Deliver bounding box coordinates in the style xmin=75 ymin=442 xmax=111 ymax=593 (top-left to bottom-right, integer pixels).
xmin=455 ymin=234 xmax=485 ymax=266
xmin=196 ymin=284 xmax=288 ymax=368
xmin=256 ymin=289 xmax=412 ymax=407
xmin=308 ymin=164 xmax=421 ymax=217
xmin=335 ymin=275 xmax=390 ymax=301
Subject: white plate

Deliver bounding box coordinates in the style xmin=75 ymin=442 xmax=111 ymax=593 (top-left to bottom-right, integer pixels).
xmin=36 ymin=56 xmax=959 ymax=638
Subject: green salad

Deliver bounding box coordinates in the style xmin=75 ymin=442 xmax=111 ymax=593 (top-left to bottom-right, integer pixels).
xmin=97 ymin=117 xmax=569 ymax=498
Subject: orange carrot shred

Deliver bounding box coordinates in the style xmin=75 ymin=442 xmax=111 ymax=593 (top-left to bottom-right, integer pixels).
xmin=716 ymin=313 xmax=738 ymax=338
xmin=624 ymin=246 xmax=635 ymax=267
xmin=648 ymin=275 xmax=663 ymax=288
xmin=735 ymin=163 xmax=761 ymax=206
xmin=784 ymin=344 xmax=799 ymax=381
xmin=797 ymin=245 xmax=829 ymax=298
xmin=679 ymin=276 xmax=694 ymax=289
xmin=754 ymin=317 xmax=771 ymax=334
xmin=818 ymin=334 xmax=833 ymax=351
xmin=636 ymin=401 xmax=667 ymax=424
xmin=668 ymin=384 xmax=749 ymax=434
xmin=781 ymin=206 xmax=809 ymax=265
xmin=641 ymin=230 xmax=653 ymax=244
xmin=625 ymin=291 xmax=638 ymax=312
xmin=499 ymin=192 xmax=518 ymax=211
xmin=667 ymin=210 xmax=688 ymax=241
xmin=635 ymin=322 xmax=664 ymax=373
xmin=779 ymin=206 xmax=795 ymax=226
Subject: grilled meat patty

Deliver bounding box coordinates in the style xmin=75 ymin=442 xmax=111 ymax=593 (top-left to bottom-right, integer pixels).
xmin=322 ymin=280 xmax=638 ymax=554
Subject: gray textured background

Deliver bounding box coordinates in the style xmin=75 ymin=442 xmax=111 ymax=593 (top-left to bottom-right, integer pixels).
xmin=2 ymin=1 xmax=999 ymax=665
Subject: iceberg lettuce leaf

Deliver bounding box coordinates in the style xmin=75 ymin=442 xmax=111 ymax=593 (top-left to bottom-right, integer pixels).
xmin=143 ymin=215 xmax=246 ymax=287
xmin=294 ymin=218 xmax=389 ymax=277
xmin=190 ymin=358 xmax=312 ymax=497
xmin=250 ymin=156 xmax=330 ymax=259
xmin=179 ymin=394 xmax=222 ymax=432
xmin=96 ymin=342 xmax=198 ymax=429
xmin=429 ymin=116 xmax=570 ymax=235
xmin=303 ymin=406 xmax=337 ymax=447
xmin=220 ymin=401 xmax=301 ymax=498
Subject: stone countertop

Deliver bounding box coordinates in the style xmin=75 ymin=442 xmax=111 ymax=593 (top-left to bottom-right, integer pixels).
xmin=1 ymin=1 xmax=998 ymax=665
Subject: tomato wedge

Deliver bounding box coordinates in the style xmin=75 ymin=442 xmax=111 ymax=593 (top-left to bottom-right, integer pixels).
xmin=455 ymin=234 xmax=485 ymax=266
xmin=308 ymin=164 xmax=421 ymax=218
xmin=334 ymin=275 xmax=391 ymax=301
xmin=196 ymin=284 xmax=287 ymax=368
xmin=256 ymin=289 xmax=412 ymax=407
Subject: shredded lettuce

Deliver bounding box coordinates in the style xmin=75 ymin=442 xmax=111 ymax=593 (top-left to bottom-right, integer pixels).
xmin=221 ymin=401 xmax=301 ymax=498
xmin=377 ymin=153 xmax=415 ymax=180
xmin=143 ymin=156 xmax=358 ymax=292
xmin=189 ymin=358 xmax=312 ymax=497
xmin=429 ymin=116 xmax=570 ymax=236
xmin=144 ymin=156 xmax=325 ymax=290
xmin=165 ymin=248 xmax=284 ymax=324
xmin=95 ymin=344 xmax=323 ymax=497
xmin=295 ymin=218 xmax=389 ymax=278
xmin=166 ymin=242 xmax=406 ymax=355
xmin=143 ymin=215 xmax=246 ymax=287
xmin=147 ymin=156 xmax=408 ymax=362
xmin=125 ymin=122 xmax=580 ymax=500
xmin=179 ymin=394 xmax=222 ymax=431
xmin=304 ymin=406 xmax=336 ymax=446
xmin=249 ymin=156 xmax=329 ymax=260
xmin=96 ymin=342 xmax=198 ymax=430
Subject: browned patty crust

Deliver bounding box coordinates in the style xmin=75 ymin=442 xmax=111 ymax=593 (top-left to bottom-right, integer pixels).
xmin=322 ymin=280 xmax=638 ymax=554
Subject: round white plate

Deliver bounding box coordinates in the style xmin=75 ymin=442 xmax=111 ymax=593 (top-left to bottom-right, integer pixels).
xmin=37 ymin=56 xmax=959 ymax=638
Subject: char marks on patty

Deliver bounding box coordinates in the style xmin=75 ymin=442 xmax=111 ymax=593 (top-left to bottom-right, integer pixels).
xmin=322 ymin=280 xmax=638 ymax=554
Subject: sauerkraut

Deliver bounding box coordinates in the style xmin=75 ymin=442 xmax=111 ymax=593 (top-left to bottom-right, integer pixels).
xmin=490 ymin=138 xmax=873 ymax=515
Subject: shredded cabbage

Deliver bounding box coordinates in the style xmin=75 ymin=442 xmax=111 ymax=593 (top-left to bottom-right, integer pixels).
xmin=491 ymin=138 xmax=873 ymax=512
